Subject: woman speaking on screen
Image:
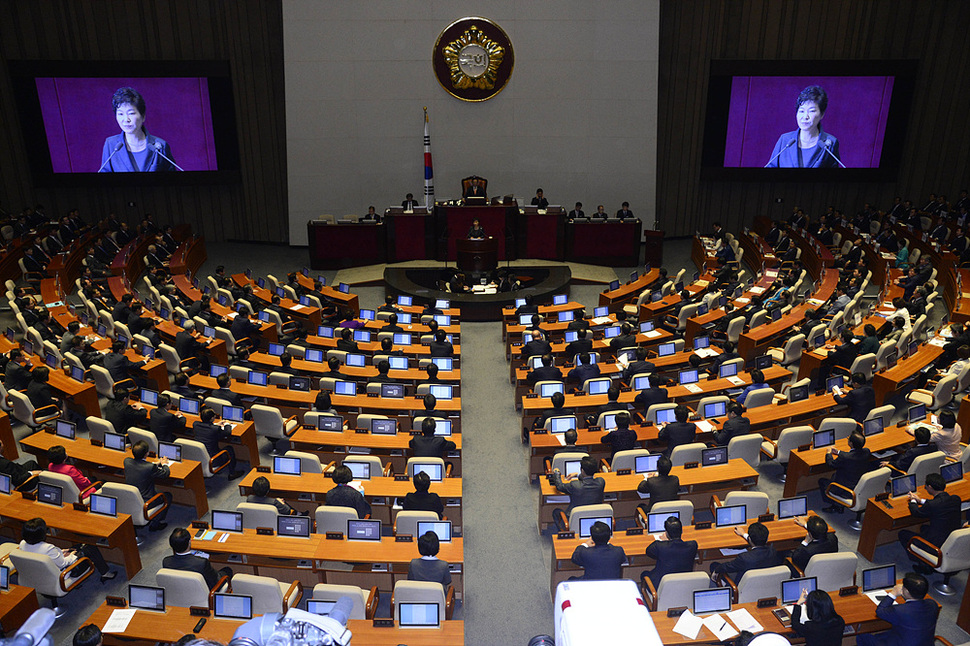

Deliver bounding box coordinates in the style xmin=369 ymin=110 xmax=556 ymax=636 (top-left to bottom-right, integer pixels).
xmin=765 ymin=85 xmax=842 ymax=168
xmin=98 ymin=87 xmax=179 ymax=172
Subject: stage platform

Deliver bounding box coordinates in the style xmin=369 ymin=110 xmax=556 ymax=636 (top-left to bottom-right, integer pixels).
xmin=383 ymin=265 xmax=573 ymax=321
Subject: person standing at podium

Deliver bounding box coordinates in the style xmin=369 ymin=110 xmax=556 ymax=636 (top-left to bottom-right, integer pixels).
xmin=467 ymin=219 xmax=486 ymax=239
xmin=531 ymin=188 xmax=549 ymax=209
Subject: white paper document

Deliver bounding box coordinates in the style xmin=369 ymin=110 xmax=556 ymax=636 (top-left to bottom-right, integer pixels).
xmin=645 ymin=330 xmax=663 ymax=338
xmin=590 ymin=316 xmax=613 ymax=326
xmin=672 ymin=610 xmax=704 ymax=639
xmin=102 ymin=609 xmax=137 ymax=633
xmin=695 ymin=420 xmax=715 ymax=433
xmin=727 ymin=608 xmax=764 ymax=633
xmin=554 ymin=433 xmax=566 ymax=446
xmin=866 ymin=591 xmax=891 ymax=605
xmin=727 ymin=376 xmax=745 ymax=386
xmin=702 ymin=613 xmax=739 ymax=641
xmin=719 ymin=547 xmax=747 ymax=556
xmin=749 ymin=286 xmax=766 ymax=295
xmin=684 ymin=384 xmax=703 ymax=394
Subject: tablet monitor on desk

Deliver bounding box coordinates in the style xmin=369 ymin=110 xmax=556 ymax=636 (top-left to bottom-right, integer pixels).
xmin=0 ymin=474 xmax=10 ymax=495
xmin=258 ymin=311 xmax=270 ymax=323
xmin=886 ymin=352 xmax=898 ymax=368
xmin=703 ymin=401 xmax=727 ymax=418
xmin=211 ymin=510 xmax=243 ymax=532
xmin=248 ymin=371 xmax=268 ymax=386
xmin=0 ymin=565 xmax=8 ymax=590
xmin=655 ymin=408 xmax=676 ymax=424
xmin=44 ymin=352 xmax=58 ymax=369
xmin=345 ymin=461 xmax=371 ymax=480
xmin=392 ymin=333 xmax=412 ymax=346
xmin=781 ymin=577 xmax=817 ymax=605
xmin=558 ymin=311 xmax=574 ymax=323
xmin=277 ymin=515 xmax=311 ymax=538
xmin=578 ymin=516 xmax=611 ymax=538
xmin=273 ymin=456 xmax=302 ymax=476
xmin=608 ymin=280 xmax=620 ymax=291
xmin=431 ymin=357 xmax=453 ymax=371
xmin=604 ymin=326 xmax=621 ymax=339
xmin=647 ymin=510 xmax=680 ymax=533
xmin=347 ymin=519 xmax=381 ymax=541
xmin=640 ymin=321 xmax=655 ymax=333
xmin=416 ymin=520 xmax=452 ymax=542
xmin=213 ymin=593 xmax=253 ymax=620
xmin=813 ymin=429 xmax=835 ymax=449
xmin=629 ymin=271 xmax=638 ymax=283
xmin=433 ymin=314 xmax=450 ymax=326
xmin=359 ymin=309 xmax=375 ymax=321
xmin=694 ymin=336 xmax=711 ymax=350
xmin=635 ymin=454 xmax=661 ymax=474
xmin=594 ymin=306 xmax=609 ymax=317
xmin=941 ymin=461 xmax=964 ymax=483
xmin=528 ymin=355 xmax=544 ymax=370
xmin=317 ymin=326 xmax=335 ymax=338
xmin=202 ymin=326 xmax=216 ymax=339
xmin=891 ymin=474 xmax=917 ymax=497
xmin=697 ymin=304 xmax=709 ymax=316
xmin=702 ymin=446 xmax=728 ymax=466
xmin=515 ymin=298 xmax=526 ymax=308
xmin=256 ymin=278 xmax=265 ymax=288
xmin=411 ymin=462 xmax=443 ymax=482
xmin=397 ymin=295 xmax=413 ymax=307
xmin=209 ymin=364 xmax=228 ymax=378
xmin=289 ymin=376 xmax=311 ymax=392
xmin=179 ymin=398 xmax=200 ymax=416
xmin=909 ymin=340 xmax=920 ymax=356
xmin=337 ymin=283 xmax=350 ymax=294
xmin=777 ymin=496 xmax=808 ymax=519
xmin=388 ymin=356 xmax=408 ymax=370
xmin=862 ymin=565 xmax=896 ymax=592
xmin=89 ymin=493 xmax=117 ymax=517
xmin=788 ymin=384 xmax=810 ymax=403
xmin=353 ymin=330 xmax=371 ymax=343
xmin=600 ymin=413 xmax=617 ymax=430
xmin=714 ymin=504 xmax=746 ymax=527
xmin=346 ymin=354 xmax=366 ymax=367
xmin=771 ymin=308 xmax=783 ymax=321
xmin=825 ymin=375 xmax=844 ymax=393
xmin=718 ymin=362 xmax=739 ymax=378
xmin=55 ymin=420 xmax=76 ymax=440
xmin=37 ymin=483 xmax=62 ymax=507
xmin=908 ymin=404 xmax=926 ymax=423
xmin=158 ymin=442 xmax=182 ymax=462
xmin=813 ymin=334 xmax=826 ymax=349
xmin=139 ymin=388 xmax=159 ymax=406
xmin=103 ymin=432 xmax=126 ymax=451
xmin=549 ymin=416 xmax=578 ymax=434
xmin=693 ymin=588 xmax=732 ymax=615
xmin=679 ymin=369 xmax=699 ymax=385
xmin=863 ymin=417 xmax=884 ymax=436
xmin=564 ymin=331 xmax=578 ymax=343
xmin=23 ymin=341 xmax=34 ymax=356
xmin=129 ymin=585 xmax=166 ymax=612
xmin=316 ymin=416 xmax=343 ymax=431
xmin=97 ymin=324 xmax=108 ymax=338
xmin=675 ymin=282 xmax=685 ymax=292
xmin=587 ymin=379 xmax=611 ymax=395
xmin=306 ymin=599 xmax=337 ymax=616
xmin=399 ymin=602 xmax=440 ymax=628
xmin=334 ymin=381 xmax=356 ymax=396
xmin=267 ymin=343 xmax=284 ymax=357
xmin=436 ymin=299 xmax=450 ymax=310
xmin=304 ymin=349 xmax=324 ymax=363
xmin=299 ymin=296 xmax=312 ymax=307
xmin=563 ymin=460 xmax=582 ymax=477
xmin=223 ymin=405 xmax=244 ymax=423
xmin=431 ymin=419 xmax=452 ymax=437
xmin=380 ymin=383 xmax=405 ymax=399
xmin=430 ymin=385 xmax=453 ymax=400
xmin=70 ymin=365 xmax=85 ymax=382
xmin=633 ymin=376 xmax=651 ymax=391
xmin=553 ymin=294 xmax=568 ymax=306
xmin=275 ymin=287 xmax=286 ymax=300
xmin=657 ymin=343 xmax=676 ymax=357
xmin=370 ymin=419 xmax=397 ymax=435
xmin=754 ymin=354 xmax=772 ymax=370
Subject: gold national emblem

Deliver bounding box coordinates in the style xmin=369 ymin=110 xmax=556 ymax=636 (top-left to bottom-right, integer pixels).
xmin=433 ymin=17 xmax=514 ymax=102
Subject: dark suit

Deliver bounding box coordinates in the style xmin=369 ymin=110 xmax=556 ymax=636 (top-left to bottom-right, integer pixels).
xmin=409 ymin=435 xmax=456 ymax=458
xmin=855 ymin=596 xmax=938 ymax=646
xmin=765 ymin=131 xmax=841 ymax=168
xmin=527 ymin=365 xmax=563 ymax=388
xmin=103 ymin=351 xmax=143 ymax=383
xmin=408 ymin=557 xmax=452 ymax=587
xmin=889 ymin=442 xmax=938 ymax=473
xmin=601 ymin=428 xmax=638 ymax=457
xmin=623 ymin=360 xmax=656 ymax=381
xmin=571 ymin=543 xmax=627 ymax=580
xmin=175 ymin=331 xmax=206 ymax=361
xmin=713 ymin=416 xmax=750 ymax=446
xmin=819 ymin=447 xmax=874 ymax=503
xmin=644 ymin=538 xmax=698 ymax=587
xmin=429 ymin=340 xmax=454 ymax=357
xmin=162 ymin=553 xmax=230 ymax=590
xmin=123 ymin=456 xmax=171 ymax=528
xmin=658 ymin=422 xmax=696 ymax=457
xmin=565 ymin=338 xmax=594 ymax=358
xmin=790 ymin=533 xmax=838 ymax=571
xmin=325 ymin=483 xmax=371 ymax=518
xmin=4 ymin=361 xmax=31 ymax=391
xmin=609 ymin=334 xmax=637 ymax=353
xmin=336 ymin=338 xmax=359 ymax=352
xmin=104 ymin=399 xmax=147 ymax=434
xmin=0 ymin=454 xmax=39 ymax=488
xmin=637 ymin=474 xmax=681 ymax=512
xmin=790 ymin=604 xmax=846 ymax=646
xmin=25 ymin=381 xmax=56 ymax=410
xmin=213 ymin=387 xmax=243 ymax=407
xmin=521 ymin=338 xmax=552 ymax=360
xmin=100 ymin=133 xmax=177 ymax=173
xmin=710 ymin=544 xmax=781 ymax=580
xmin=149 ymin=408 xmax=186 ymax=443
xmin=567 ymin=363 xmax=601 ymax=386
xmin=635 ymin=387 xmax=668 ymax=411
xmin=192 ymin=420 xmax=236 ymax=472
xmin=550 ymin=473 xmax=606 ymax=513
xmin=899 ymin=491 xmax=962 ymax=548
xmin=401 ymin=491 xmax=444 ymax=518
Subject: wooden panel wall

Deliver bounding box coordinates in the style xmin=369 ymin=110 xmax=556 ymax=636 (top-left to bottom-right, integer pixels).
xmin=0 ymin=0 xmax=287 ymax=243
xmin=658 ymin=0 xmax=970 ymax=237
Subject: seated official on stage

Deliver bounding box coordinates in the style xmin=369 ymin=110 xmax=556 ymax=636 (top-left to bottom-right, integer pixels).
xmin=462 ymin=176 xmax=487 ymax=203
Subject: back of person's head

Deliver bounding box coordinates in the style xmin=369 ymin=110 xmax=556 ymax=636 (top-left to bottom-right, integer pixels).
xmin=852 ymin=372 xmax=866 ymax=386
xmin=169 ymin=527 xmax=191 ymax=553
xmin=417 ymin=531 xmax=440 ymax=556
xmin=958 ymin=345 xmax=970 ymax=361
xmin=664 ymin=516 xmax=683 ymax=539
xmin=421 ymin=417 xmax=436 ymax=437
xmin=902 ymin=572 xmax=929 ymax=599
xmin=331 ymin=465 xmax=353 ymax=484
xmin=840 ymin=329 xmax=855 ymax=343
xmin=649 ymin=374 xmax=663 ymax=388
xmin=805 ymin=590 xmax=836 ymax=622
xmin=606 ymin=386 xmax=620 ymax=402
xmin=580 ymin=456 xmax=598 ymax=476
xmin=723 ymin=341 xmax=735 ymax=354
xmin=914 ymin=426 xmax=930 ymax=445
xmin=750 ymin=368 xmax=764 ymax=383
xmin=864 ymin=324 xmax=877 ymax=337
xmin=73 ymin=625 xmax=103 ymax=646
xmin=848 ymin=431 xmax=865 ymax=450
xmin=216 ymin=372 xmax=230 ymax=388
xmin=387 ymin=313 xmax=397 ymax=326
xmin=541 ymin=354 xmax=553 ymax=367
xmin=925 ymin=472 xmax=946 ymax=493
xmin=328 ymin=356 xmax=340 ymax=371
xmin=47 ymin=444 xmax=68 ymax=465
xmin=174 ymin=372 xmax=189 ymax=387
xmin=564 ymin=428 xmax=578 ymax=445
xmin=380 ymin=338 xmax=393 ymax=352
xmin=615 ymin=411 xmax=630 ymax=429
xmin=131 ymin=440 xmax=150 ymax=460
xmin=435 ymin=329 xmax=447 ymax=343
xmin=280 ymin=351 xmax=292 ymax=367
xmin=423 ymin=393 xmax=437 ymax=411
xmin=657 ymin=456 xmax=672 ymax=476
xmin=341 ymin=327 xmax=352 ymax=340
xmin=200 ymin=407 xmax=216 ymax=423
xmin=315 ymin=391 xmax=332 ymax=411
xmin=22 ymin=517 xmax=47 ymax=544
xmin=688 ymin=354 xmax=703 ymax=369
xmin=590 ymin=521 xmax=611 ymax=546
xmin=579 ymin=352 xmax=591 ymax=365
xmin=68 ymin=321 xmax=81 ymax=334
xmin=621 ymin=322 xmax=633 ymax=336
xmin=425 ymin=363 xmax=439 ymax=378
xmin=112 ymin=340 xmax=126 ymax=353
xmin=635 ymin=346 xmax=648 ymax=360
xmin=377 ymin=360 xmax=390 ymax=375
xmin=807 ymin=515 xmax=828 ymax=540
xmin=113 ymin=386 xmax=130 ymax=401
xmin=674 ymin=405 xmax=689 ymax=422
xmin=413 ymin=470 xmax=431 ymax=493
xmin=939 ymin=410 xmax=956 ymax=429
xmin=158 ymin=393 xmax=171 ymax=409
xmin=32 ymin=365 xmax=49 ymax=382
xmin=551 ymin=391 xmax=565 ymax=409
xmin=577 ymin=329 xmax=587 ymax=339
xmin=747 ymin=522 xmax=769 ymax=546
xmin=252 ymin=475 xmax=271 ymax=497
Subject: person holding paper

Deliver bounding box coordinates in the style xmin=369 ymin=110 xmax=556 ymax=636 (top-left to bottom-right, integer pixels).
xmin=791 ymin=589 xmax=845 ymax=646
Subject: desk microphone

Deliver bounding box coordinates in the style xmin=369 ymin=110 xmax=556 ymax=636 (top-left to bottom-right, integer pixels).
xmin=764 ymin=139 xmax=795 ymax=168
xmin=821 ymin=138 xmax=846 ymax=168
xmin=150 ymin=141 xmax=185 ymax=171
xmin=97 ymin=142 xmax=124 ymax=172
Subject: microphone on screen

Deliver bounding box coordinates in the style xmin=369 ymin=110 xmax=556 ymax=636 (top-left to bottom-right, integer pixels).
xmin=820 ymin=138 xmax=847 ymax=168
xmin=97 ymin=142 xmax=124 ymax=172
xmin=764 ymin=139 xmax=795 ymax=168
xmin=150 ymin=140 xmax=186 ymax=171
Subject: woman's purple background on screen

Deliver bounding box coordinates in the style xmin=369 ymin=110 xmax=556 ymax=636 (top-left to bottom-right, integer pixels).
xmin=36 ymin=76 xmax=218 ymax=172
xmin=723 ymin=75 xmax=894 ymax=168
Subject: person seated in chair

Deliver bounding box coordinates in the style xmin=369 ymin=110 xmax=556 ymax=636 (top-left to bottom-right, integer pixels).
xmin=246 ymin=475 xmax=298 ymax=516
xmin=818 ymin=431 xmax=875 ymax=513
xmin=832 ymin=372 xmax=876 ymax=423
xmin=104 ymin=387 xmax=148 ymax=435
xmin=856 ymin=572 xmax=939 ymax=646
xmin=463 ymin=178 xmax=486 ymax=201
xmin=883 ymin=426 xmax=937 ymax=473
xmin=600 ymin=411 xmax=638 ymax=457
xmin=897 ymin=473 xmax=962 ymax=565
xmin=408 ymin=531 xmax=452 ymax=588
xmin=709 ymin=521 xmax=781 ymax=582
xmin=163 ymin=527 xmax=232 ymax=589
xmin=409 ymin=417 xmax=456 ymax=459
xmin=192 ymin=407 xmax=244 ymax=480
xmin=20 ymin=517 xmax=115 ymax=582
xmin=570 ymin=521 xmax=626 ymax=580
xmin=550 ymin=456 xmax=606 ymax=526
xmin=788 ymin=515 xmax=838 ymax=572
xmin=149 ymin=394 xmax=186 ymax=445
xmin=712 ymin=402 xmax=750 ymax=446
xmin=642 ymin=516 xmax=698 ymax=588
xmin=402 ymin=470 xmax=444 ymax=518
xmin=636 ymin=455 xmax=680 ymax=515
xmin=47 ymin=445 xmax=95 ymax=500
xmin=325 ymin=464 xmax=371 ymax=518
xmin=567 ymin=352 xmax=601 ymax=386
xmin=658 ymin=405 xmax=696 ymax=457
xmin=124 ymin=440 xmax=172 ymax=531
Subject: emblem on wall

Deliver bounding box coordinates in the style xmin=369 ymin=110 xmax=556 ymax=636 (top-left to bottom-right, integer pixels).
xmin=433 ymin=17 xmax=514 ymax=102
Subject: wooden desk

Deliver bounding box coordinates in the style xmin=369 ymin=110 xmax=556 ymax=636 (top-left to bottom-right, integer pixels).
xmin=237 ymin=470 xmax=463 ymax=527
xmin=0 ymin=337 xmax=101 ymax=419
xmin=232 ymin=274 xmax=322 ymax=329
xmin=872 ymin=343 xmax=944 ymax=405
xmin=0 ymin=494 xmax=141 ymax=578
xmin=782 ymin=425 xmax=916 ymax=498
xmin=19 ymin=431 xmax=210 ymax=517
xmin=0 ymin=585 xmax=40 ymax=635
xmin=856 ymin=475 xmax=970 ymax=560
xmin=167 ymin=236 xmax=207 ymax=276
xmin=87 ymin=603 xmax=464 ymax=646
xmin=0 ymin=413 xmax=17 ymax=461
xmin=599 ymin=269 xmax=661 ymax=309
xmin=293 ymin=272 xmax=361 ymax=315
xmin=538 ymin=460 xmax=758 ymax=529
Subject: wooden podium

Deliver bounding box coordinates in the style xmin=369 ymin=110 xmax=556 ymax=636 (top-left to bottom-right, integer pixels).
xmin=456 ymin=237 xmax=499 ymax=273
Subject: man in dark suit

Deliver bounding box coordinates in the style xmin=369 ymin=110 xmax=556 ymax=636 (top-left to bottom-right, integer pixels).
xmin=368 ymin=360 xmax=393 ymax=385
xmin=596 ymin=387 xmax=629 ymax=418
xmin=336 ymin=327 xmax=359 ymax=352
xmin=3 ymin=349 xmax=32 ymax=392
xmin=710 ymin=521 xmax=782 ymax=582
xmin=898 ymin=473 xmax=962 ymax=555
xmin=622 ymin=346 xmax=656 ymax=381
xmin=608 ymin=323 xmax=637 ymax=355
xmin=212 ymin=372 xmax=243 ymax=407
xmin=103 ymin=340 xmax=147 ymax=383
xmin=104 ymin=387 xmax=148 ymax=435
xmin=816 ymin=329 xmax=861 ymax=390
xmin=123 ymin=441 xmax=171 ymax=530
xmin=521 ymin=330 xmax=552 ymax=361
xmin=550 ymin=456 xmax=606 ymax=529
xmin=819 ymin=432 xmax=875 ymax=512
xmin=527 ymin=354 xmax=563 ymax=388
xmin=408 ymin=531 xmax=452 ymax=587
xmin=856 ymin=573 xmax=939 ymax=646
xmin=381 ymin=313 xmax=404 ymax=334
xmin=567 ymin=352 xmax=601 ymax=386
xmin=402 ymin=193 xmax=419 ymax=210
xmin=643 ymin=516 xmax=698 ymax=588
xmin=230 ymin=312 xmax=261 ymax=347
xmin=565 ymin=329 xmax=594 ymax=358
xmin=600 ymin=412 xmax=638 ymax=458
xmin=567 ymin=202 xmax=585 ymax=220
xmin=636 ymin=456 xmax=680 ymax=515
xmin=615 ymin=202 xmax=634 ymax=219
xmin=634 ymin=375 xmax=669 ymax=412
xmin=713 ymin=402 xmax=750 ymax=446
xmin=0 ymin=439 xmax=39 ymax=490
xmin=325 ymin=464 xmax=371 ymax=518
xmin=409 ymin=417 xmax=456 ymax=459
xmin=149 ymin=393 xmax=186 ymax=443
xmin=710 ymin=342 xmax=741 ymax=375
xmin=163 ymin=528 xmax=232 ymax=589
xmin=884 ymin=426 xmax=937 ymax=473
xmin=402 ymin=471 xmax=444 ymax=518
xmin=570 ymin=521 xmax=626 ymax=580
xmin=429 ymin=329 xmax=454 ymax=358
xmin=463 ymin=177 xmax=486 ymax=200
xmin=658 ymin=405 xmax=697 ymax=457
xmin=192 ymin=407 xmax=243 ymax=480
xmin=788 ymin=515 xmax=838 ymax=572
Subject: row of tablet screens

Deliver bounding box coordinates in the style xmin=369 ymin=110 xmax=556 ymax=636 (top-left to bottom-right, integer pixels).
xmin=127 ymin=583 xmax=442 ymax=626
xmin=692 ymin=565 xmax=898 ymax=615
xmin=312 ymin=329 xmax=453 ymax=346
xmin=207 ymin=511 xmax=452 ymax=542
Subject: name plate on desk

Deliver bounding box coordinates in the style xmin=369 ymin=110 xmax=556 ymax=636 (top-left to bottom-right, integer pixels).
xmin=616 ymin=469 xmax=632 ymax=476
xmin=90 ymin=439 xmax=103 ymax=447
xmin=620 ymin=386 xmax=632 ymax=393
xmin=394 ymin=474 xmax=409 ymax=481
xmin=667 ymin=607 xmax=687 ymax=618
xmin=797 ymin=443 xmax=812 ymax=452
xmin=372 ymin=619 xmax=395 ymax=628
xmin=557 ymin=531 xmax=575 ymax=540
xmin=694 ymin=521 xmax=712 ymax=530
xmin=256 ymin=466 xmax=271 ymax=473
xmin=366 ymin=392 xmax=379 ymax=397
xmin=190 ymin=606 xmax=211 ymax=617
xmin=395 ymin=535 xmax=413 ymax=542
xmin=759 ymin=513 xmax=775 ymax=523
xmin=574 ymin=391 xmax=586 ymax=397
xmin=840 ymin=585 xmax=858 ymax=596
xmin=684 ymin=462 xmax=699 ymax=469
xmin=325 ymin=532 xmax=344 ymax=540
xmin=192 ymin=521 xmax=209 ymax=529
xmin=355 ymin=429 xmax=369 ymax=434
xmin=874 ymin=492 xmax=889 ymax=501
xmin=525 ymin=393 xmax=538 ymax=399
xmin=275 ymin=384 xmax=287 ymax=389
xmin=73 ymin=502 xmax=87 ymax=512
xmin=533 ymin=429 xmax=547 ymax=435
xmin=409 ymin=430 xmax=421 ymax=436
xmin=21 ymin=492 xmax=36 ymax=501
xmin=256 ymin=527 xmax=274 ymax=536
xmin=757 ymin=597 xmax=778 ymax=608
xmin=105 ymin=596 xmax=126 ymax=607
xmin=44 ymin=427 xmax=55 ymax=434
xmin=587 ymin=426 xmax=602 ymax=433
xmin=625 ymin=527 xmax=643 ymax=536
